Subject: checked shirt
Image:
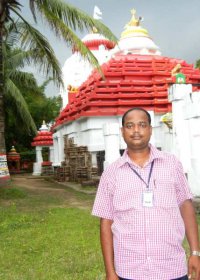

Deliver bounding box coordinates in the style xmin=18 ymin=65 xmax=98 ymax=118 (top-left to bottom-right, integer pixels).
xmin=92 ymin=144 xmax=193 ymax=280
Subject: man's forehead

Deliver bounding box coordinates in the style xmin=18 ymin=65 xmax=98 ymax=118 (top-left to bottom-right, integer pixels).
xmin=125 ymin=110 xmax=148 ymax=120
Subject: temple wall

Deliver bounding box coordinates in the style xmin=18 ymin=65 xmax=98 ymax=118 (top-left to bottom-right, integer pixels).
xmin=53 ymin=84 xmax=200 ymax=196
xmin=167 ymin=84 xmax=200 ymax=196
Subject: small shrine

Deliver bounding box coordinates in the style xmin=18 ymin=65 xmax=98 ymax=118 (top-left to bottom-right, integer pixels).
xmin=7 ymin=146 xmax=21 ymax=174
xmin=31 ymin=121 xmax=54 ymax=176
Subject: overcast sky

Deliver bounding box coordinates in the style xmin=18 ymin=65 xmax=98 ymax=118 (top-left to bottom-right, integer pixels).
xmin=19 ymin=0 xmax=200 ymax=96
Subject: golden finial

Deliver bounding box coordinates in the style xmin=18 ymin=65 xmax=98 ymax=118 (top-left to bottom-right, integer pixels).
xmin=120 ymin=8 xmax=147 ymax=40
xmin=127 ymin=9 xmax=142 ymax=27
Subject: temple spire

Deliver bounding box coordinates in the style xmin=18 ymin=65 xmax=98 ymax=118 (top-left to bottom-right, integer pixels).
xmin=127 ymin=9 xmax=143 ymax=27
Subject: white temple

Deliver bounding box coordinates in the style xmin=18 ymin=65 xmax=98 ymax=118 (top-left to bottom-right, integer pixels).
xmin=32 ymin=9 xmax=200 ymax=196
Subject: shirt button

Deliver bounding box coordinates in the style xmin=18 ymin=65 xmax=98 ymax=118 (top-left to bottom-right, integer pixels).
xmin=147 ymin=256 xmax=151 ymax=261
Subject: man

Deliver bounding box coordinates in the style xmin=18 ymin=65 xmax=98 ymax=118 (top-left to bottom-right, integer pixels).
xmin=92 ymin=107 xmax=200 ymax=280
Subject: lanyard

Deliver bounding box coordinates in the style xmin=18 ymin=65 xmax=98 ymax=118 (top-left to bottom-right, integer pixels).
xmin=128 ymin=160 xmax=154 ymax=189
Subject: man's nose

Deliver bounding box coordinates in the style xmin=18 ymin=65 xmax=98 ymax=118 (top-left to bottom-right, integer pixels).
xmin=132 ymin=124 xmax=140 ymax=132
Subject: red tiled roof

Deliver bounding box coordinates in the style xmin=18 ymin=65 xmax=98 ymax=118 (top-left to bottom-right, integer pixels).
xmin=53 ymin=54 xmax=200 ymax=129
xmin=31 ymin=131 xmax=53 ymax=146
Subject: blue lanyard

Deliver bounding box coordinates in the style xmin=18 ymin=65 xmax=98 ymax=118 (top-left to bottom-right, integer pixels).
xmin=128 ymin=160 xmax=154 ymax=189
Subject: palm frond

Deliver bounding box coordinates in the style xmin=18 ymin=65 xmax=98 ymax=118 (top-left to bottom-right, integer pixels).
xmin=34 ymin=8 xmax=104 ymax=74
xmin=5 ymin=78 xmax=37 ymax=134
xmin=30 ymin=0 xmax=117 ymax=42
xmin=2 ymin=0 xmax=22 ymax=23
xmin=5 ymin=48 xmax=32 ymax=71
xmin=4 ymin=21 xmax=19 ymax=47
xmin=9 ymin=70 xmax=38 ymax=89
xmin=8 ymin=16 xmax=63 ymax=88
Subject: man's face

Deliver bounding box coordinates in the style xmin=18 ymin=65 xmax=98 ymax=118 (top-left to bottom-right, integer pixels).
xmin=121 ymin=110 xmax=152 ymax=151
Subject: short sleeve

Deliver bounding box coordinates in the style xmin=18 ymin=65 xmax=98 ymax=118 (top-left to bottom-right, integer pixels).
xmin=174 ymin=158 xmax=193 ymax=205
xmin=92 ymin=170 xmax=115 ymax=220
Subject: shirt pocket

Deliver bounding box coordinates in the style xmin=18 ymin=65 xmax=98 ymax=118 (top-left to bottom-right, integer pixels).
xmin=112 ymin=188 xmax=142 ymax=212
xmin=153 ymin=179 xmax=178 ymax=208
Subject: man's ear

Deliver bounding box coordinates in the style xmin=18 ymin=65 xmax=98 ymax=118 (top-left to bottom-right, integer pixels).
xmin=150 ymin=125 xmax=153 ymax=135
xmin=121 ymin=126 xmax=124 ymax=136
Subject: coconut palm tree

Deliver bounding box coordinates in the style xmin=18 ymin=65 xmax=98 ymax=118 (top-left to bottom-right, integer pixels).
xmin=0 ymin=18 xmax=64 ymax=184
xmin=0 ymin=0 xmax=117 ymax=185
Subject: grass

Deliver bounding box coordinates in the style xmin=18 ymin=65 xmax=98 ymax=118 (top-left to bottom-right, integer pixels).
xmin=0 ymin=178 xmax=200 ymax=280
xmin=0 ymin=180 xmax=104 ymax=280
xmin=0 ymin=187 xmax=27 ymax=199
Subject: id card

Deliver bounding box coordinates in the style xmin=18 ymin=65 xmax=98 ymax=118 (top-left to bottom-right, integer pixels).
xmin=142 ymin=191 xmax=153 ymax=207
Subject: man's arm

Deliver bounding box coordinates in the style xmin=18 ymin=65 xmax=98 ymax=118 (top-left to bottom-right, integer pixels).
xmin=180 ymin=199 xmax=200 ymax=280
xmin=100 ymin=218 xmax=119 ymax=280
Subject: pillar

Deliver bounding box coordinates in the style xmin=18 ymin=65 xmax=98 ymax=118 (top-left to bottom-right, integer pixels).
xmin=103 ymin=123 xmax=120 ymax=170
xmin=53 ymin=135 xmax=59 ymax=166
xmin=168 ymin=84 xmax=192 ymax=173
xmin=184 ymin=91 xmax=200 ymax=196
xmin=35 ymin=146 xmax=43 ymax=162
xmin=49 ymin=146 xmax=54 ymax=163
xmin=32 ymin=146 xmax=43 ymax=176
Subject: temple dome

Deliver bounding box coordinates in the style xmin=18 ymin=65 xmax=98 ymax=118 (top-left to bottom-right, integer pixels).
xmin=112 ymin=9 xmax=161 ymax=56
xmin=7 ymin=146 xmax=20 ymax=160
xmin=61 ymin=29 xmax=115 ymax=109
xmin=31 ymin=121 xmax=53 ymax=146
xmin=81 ymin=32 xmax=115 ymax=51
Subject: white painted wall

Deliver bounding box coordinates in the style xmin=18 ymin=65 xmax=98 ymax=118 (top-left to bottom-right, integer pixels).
xmin=53 ymin=84 xmax=200 ymax=196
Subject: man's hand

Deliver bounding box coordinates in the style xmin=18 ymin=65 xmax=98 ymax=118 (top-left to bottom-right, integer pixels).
xmin=188 ymin=255 xmax=200 ymax=280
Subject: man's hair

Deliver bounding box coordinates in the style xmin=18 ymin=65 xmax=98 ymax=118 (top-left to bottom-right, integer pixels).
xmin=122 ymin=107 xmax=151 ymax=126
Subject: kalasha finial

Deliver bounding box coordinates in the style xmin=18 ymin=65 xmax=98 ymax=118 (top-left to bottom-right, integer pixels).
xmin=40 ymin=120 xmax=48 ymax=131
xmin=128 ymin=9 xmax=143 ymax=27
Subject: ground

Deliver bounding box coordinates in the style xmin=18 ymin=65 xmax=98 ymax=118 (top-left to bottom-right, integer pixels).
xmin=10 ymin=174 xmax=96 ymax=210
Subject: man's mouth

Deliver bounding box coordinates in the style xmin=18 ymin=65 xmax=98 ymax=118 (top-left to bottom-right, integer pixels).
xmin=131 ymin=135 xmax=141 ymax=140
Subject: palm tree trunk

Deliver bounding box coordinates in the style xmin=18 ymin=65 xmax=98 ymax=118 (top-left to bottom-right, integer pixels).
xmin=0 ymin=15 xmax=10 ymax=186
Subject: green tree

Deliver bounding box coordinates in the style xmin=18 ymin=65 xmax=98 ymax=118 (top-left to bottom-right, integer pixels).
xmin=195 ymin=59 xmax=200 ymax=69
xmin=5 ymin=78 xmax=62 ymax=152
xmin=3 ymin=23 xmax=62 ymax=151
xmin=0 ymin=0 xmax=117 ymax=184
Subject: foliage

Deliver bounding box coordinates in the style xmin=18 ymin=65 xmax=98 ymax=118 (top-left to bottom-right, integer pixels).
xmin=18 ymin=150 xmax=36 ymax=161
xmin=3 ymin=30 xmax=62 ymax=151
xmin=4 ymin=73 xmax=62 ymax=151
xmin=195 ymin=59 xmax=200 ymax=69
xmin=4 ymin=44 xmax=38 ymax=135
xmin=28 ymin=0 xmax=117 ymax=70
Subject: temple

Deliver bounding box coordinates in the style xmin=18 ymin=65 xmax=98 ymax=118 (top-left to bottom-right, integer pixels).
xmin=32 ymin=9 xmax=200 ymax=196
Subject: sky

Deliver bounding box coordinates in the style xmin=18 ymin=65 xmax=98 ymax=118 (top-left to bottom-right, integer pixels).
xmin=19 ymin=0 xmax=200 ymax=97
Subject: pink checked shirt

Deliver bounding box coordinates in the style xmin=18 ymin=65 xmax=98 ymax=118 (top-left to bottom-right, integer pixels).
xmin=92 ymin=145 xmax=193 ymax=280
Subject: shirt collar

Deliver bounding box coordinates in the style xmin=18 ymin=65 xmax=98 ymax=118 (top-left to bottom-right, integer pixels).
xmin=117 ymin=144 xmax=164 ymax=168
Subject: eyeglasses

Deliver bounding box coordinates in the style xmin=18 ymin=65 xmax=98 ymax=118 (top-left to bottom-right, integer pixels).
xmin=124 ymin=122 xmax=149 ymax=129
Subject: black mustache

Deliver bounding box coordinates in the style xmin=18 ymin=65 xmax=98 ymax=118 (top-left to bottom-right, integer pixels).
xmin=130 ymin=133 xmax=141 ymax=137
